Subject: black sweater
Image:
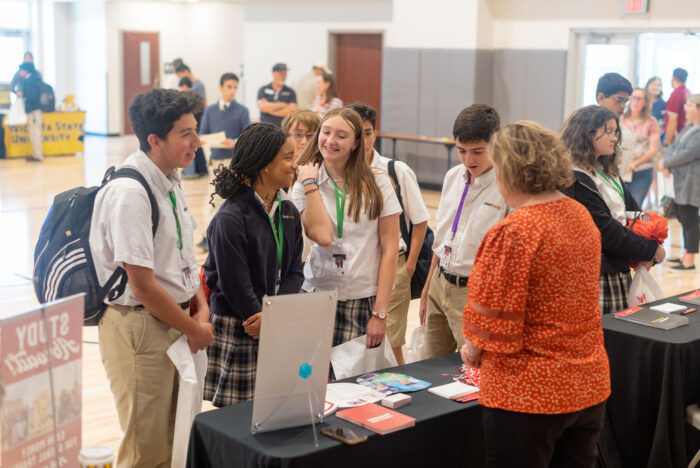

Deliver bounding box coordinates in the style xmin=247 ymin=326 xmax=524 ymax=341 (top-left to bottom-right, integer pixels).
xmin=561 ymin=171 xmax=657 ymax=275
xmin=204 ymin=186 xmax=304 ymax=320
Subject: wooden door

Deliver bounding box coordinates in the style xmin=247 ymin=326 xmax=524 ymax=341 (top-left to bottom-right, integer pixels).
xmin=123 ymin=32 xmax=159 ymax=134
xmin=334 ymin=33 xmax=383 ymax=130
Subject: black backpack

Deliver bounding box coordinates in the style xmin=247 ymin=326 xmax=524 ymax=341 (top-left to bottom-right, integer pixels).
xmin=39 ymin=81 xmax=55 ymax=112
xmin=387 ymin=160 xmax=435 ymax=300
xmin=33 ymin=167 xmax=159 ymax=325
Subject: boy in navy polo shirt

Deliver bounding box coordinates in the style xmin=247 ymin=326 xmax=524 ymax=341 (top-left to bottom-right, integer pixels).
xmin=257 ymin=63 xmax=297 ymax=126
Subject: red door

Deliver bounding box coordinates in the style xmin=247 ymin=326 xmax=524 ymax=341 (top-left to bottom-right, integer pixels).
xmin=123 ymin=32 xmax=159 ymax=134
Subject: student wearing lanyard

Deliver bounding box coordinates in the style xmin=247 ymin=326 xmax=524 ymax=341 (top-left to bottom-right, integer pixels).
xmin=561 ymin=105 xmax=665 ymax=315
xmin=202 ymin=123 xmax=304 ymax=406
xmin=419 ymin=105 xmax=510 ymax=360
xmin=292 ymin=107 xmax=402 ymax=352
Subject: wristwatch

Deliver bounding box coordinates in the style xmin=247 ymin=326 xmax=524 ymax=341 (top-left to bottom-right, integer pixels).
xmin=301 ymin=178 xmax=317 ymax=187
xmin=372 ymin=310 xmax=387 ymax=319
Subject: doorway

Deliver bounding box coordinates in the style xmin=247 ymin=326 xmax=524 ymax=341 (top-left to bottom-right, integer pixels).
xmin=122 ymin=31 xmax=159 ymax=134
xmin=332 ymin=33 xmax=383 ymax=130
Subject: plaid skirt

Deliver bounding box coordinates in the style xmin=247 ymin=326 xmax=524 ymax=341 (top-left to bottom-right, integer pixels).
xmin=599 ymin=271 xmax=632 ymax=315
xmin=333 ymin=296 xmax=376 ymax=347
xmin=204 ymin=313 xmax=258 ymax=407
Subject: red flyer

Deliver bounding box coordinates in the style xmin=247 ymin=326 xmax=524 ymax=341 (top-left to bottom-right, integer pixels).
xmin=1 ymin=294 xmax=84 ymax=468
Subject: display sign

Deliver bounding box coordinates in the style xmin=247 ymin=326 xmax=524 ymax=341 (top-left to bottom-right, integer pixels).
xmin=2 ymin=111 xmax=85 ymax=157
xmin=0 ymin=294 xmax=84 ymax=468
xmin=624 ymin=0 xmax=649 ymax=14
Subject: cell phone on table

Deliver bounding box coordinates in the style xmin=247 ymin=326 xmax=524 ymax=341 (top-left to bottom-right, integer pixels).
xmin=321 ymin=425 xmax=368 ymax=445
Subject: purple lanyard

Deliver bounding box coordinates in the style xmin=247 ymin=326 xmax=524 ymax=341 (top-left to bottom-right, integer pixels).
xmin=451 ymin=172 xmax=471 ymax=240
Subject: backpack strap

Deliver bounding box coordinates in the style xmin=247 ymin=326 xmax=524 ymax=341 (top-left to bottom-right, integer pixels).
xmin=108 ymin=167 xmax=160 ymax=236
xmin=388 ymin=159 xmax=413 ymax=254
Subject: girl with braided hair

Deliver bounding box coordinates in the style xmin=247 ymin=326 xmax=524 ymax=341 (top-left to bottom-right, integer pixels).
xmin=203 ymin=122 xmax=304 ymax=406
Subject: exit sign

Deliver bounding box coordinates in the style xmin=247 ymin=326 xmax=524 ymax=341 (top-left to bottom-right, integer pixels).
xmin=625 ymin=0 xmax=649 ymax=13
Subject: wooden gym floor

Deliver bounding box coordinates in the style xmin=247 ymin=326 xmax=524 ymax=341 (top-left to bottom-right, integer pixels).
xmin=0 ymin=134 xmax=697 ymax=455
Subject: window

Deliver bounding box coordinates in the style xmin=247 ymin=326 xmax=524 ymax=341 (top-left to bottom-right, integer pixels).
xmin=637 ymin=32 xmax=700 ymax=98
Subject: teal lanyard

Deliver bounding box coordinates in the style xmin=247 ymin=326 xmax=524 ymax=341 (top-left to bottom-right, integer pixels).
xmin=168 ymin=191 xmax=183 ymax=250
xmin=595 ymin=169 xmax=624 ymax=201
xmin=326 ymin=170 xmax=346 ymax=238
xmin=266 ymin=193 xmax=283 ymax=268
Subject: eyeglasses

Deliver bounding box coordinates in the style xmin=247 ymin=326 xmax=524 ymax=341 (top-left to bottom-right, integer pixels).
xmin=630 ymin=96 xmax=645 ymax=102
xmin=292 ymin=132 xmax=314 ymax=140
xmin=613 ymin=97 xmax=629 ymax=105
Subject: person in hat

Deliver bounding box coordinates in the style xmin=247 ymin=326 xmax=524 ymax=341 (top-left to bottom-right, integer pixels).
xmin=257 ymin=63 xmax=297 ymax=127
xmin=17 ymin=62 xmax=43 ymax=162
xmin=293 ymin=62 xmax=331 ymax=108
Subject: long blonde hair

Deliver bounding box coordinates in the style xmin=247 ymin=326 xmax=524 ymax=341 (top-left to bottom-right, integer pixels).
xmin=297 ymin=107 xmax=383 ymax=221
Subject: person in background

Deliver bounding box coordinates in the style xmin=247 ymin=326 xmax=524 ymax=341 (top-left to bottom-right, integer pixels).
xmin=661 ymin=94 xmax=700 ymax=271
xmin=204 ymin=123 xmax=304 ymax=406
xmin=163 ymin=57 xmax=185 ymax=89
xmin=561 ymin=105 xmax=665 ymax=314
xmin=178 ymin=76 xmax=193 ymax=91
xmin=462 ymin=121 xmax=610 ymax=468
xmin=620 ymin=88 xmax=661 ymax=206
xmin=596 ymin=73 xmax=634 ymax=177
xmin=180 ymin=89 xmax=209 ymax=180
xmin=645 ymin=76 xmax=665 ymax=209
xmin=175 ymin=64 xmax=206 ymax=105
xmin=292 ymin=107 xmax=401 ymax=353
xmin=664 ymin=68 xmax=691 ymax=147
xmin=281 ymin=108 xmax=321 ymax=161
xmin=420 ymin=105 xmax=509 ymax=359
xmin=313 ymin=73 xmax=343 ymax=116
xmin=257 ymin=63 xmax=297 ymax=127
xmin=17 ymin=62 xmax=43 ymax=162
xmin=293 ymin=62 xmax=331 ymax=109
xmin=348 ymin=102 xmax=429 ymax=366
xmin=11 ymin=51 xmax=41 ymax=94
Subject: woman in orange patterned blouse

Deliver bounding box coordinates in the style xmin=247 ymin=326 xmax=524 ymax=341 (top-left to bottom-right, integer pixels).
xmin=462 ymin=121 xmax=610 ymax=468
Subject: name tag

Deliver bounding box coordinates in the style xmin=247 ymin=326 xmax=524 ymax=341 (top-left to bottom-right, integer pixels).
xmin=264 ymin=89 xmax=274 ymax=95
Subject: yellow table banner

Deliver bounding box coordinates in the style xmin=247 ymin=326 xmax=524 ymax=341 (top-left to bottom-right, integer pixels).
xmin=2 ymin=111 xmax=86 ymax=157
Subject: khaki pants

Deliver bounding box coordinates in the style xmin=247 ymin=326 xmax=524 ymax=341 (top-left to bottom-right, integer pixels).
xmin=98 ymin=306 xmax=182 ymax=468
xmin=206 ymin=158 xmax=232 ymax=226
xmin=386 ymin=254 xmax=411 ymax=347
xmin=27 ymin=109 xmax=43 ymax=161
xmin=423 ymin=268 xmax=469 ymax=359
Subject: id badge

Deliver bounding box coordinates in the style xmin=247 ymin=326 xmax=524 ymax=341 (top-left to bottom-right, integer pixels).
xmin=182 ymin=266 xmax=195 ymax=293
xmin=328 ymin=240 xmax=348 ymax=277
xmin=440 ymin=242 xmax=452 ymax=269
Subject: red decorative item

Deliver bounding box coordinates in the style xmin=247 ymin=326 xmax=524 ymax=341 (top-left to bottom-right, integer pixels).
xmin=626 ymin=212 xmax=668 ymax=268
xmin=189 ymin=267 xmax=212 ymax=316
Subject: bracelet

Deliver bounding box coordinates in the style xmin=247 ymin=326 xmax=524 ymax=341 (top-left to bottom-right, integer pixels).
xmin=301 ymin=178 xmax=318 ymax=187
xmin=304 ymin=187 xmax=319 ymax=195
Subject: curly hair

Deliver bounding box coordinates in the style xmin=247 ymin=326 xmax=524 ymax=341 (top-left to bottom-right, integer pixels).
xmin=209 ymin=123 xmax=289 ymax=206
xmin=128 ymin=88 xmax=195 ymax=153
xmin=489 ymin=121 xmax=574 ymax=195
xmin=560 ymin=105 xmax=621 ymax=177
xmin=296 ymin=107 xmax=383 ymax=221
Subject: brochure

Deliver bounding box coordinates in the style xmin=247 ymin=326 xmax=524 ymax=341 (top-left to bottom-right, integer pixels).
xmin=356 ymin=372 xmax=431 ymax=395
xmin=614 ymin=306 xmax=689 ymax=330
xmin=336 ymin=403 xmax=415 ymax=435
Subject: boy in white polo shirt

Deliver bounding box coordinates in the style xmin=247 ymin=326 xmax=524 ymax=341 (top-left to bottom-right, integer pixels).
xmin=348 ymin=102 xmax=429 ymax=365
xmin=420 ymin=104 xmax=509 ymax=359
xmin=90 ymin=89 xmax=214 ymax=468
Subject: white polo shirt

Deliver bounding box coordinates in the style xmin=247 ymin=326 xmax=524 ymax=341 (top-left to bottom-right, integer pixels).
xmin=292 ymin=163 xmax=402 ymax=301
xmin=432 ymin=165 xmax=509 ymax=277
xmin=369 ymin=150 xmax=430 ymax=252
xmin=90 ymin=150 xmax=199 ymax=306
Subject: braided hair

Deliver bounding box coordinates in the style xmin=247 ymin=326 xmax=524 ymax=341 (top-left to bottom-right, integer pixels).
xmin=210 ymin=123 xmax=289 ymax=206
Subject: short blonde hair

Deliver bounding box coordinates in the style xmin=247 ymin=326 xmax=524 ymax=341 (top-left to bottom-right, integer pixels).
xmin=281 ymin=107 xmax=321 ymax=133
xmin=489 ymin=120 xmax=574 ymax=194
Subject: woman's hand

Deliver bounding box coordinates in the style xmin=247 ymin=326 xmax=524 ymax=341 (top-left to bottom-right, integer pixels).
xmin=460 ymin=342 xmax=483 ymax=368
xmin=298 ymin=162 xmax=320 ymax=184
xmin=243 ymin=312 xmax=262 ymax=339
xmin=365 ymin=316 xmax=386 ymax=348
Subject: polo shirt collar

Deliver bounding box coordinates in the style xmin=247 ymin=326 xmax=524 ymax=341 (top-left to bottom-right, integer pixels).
xmin=218 ymin=99 xmax=232 ymax=111
xmin=369 ymin=149 xmax=383 ymax=169
xmin=472 ymin=167 xmax=494 ymax=188
xmin=126 ymin=150 xmax=179 ymax=195
xmin=317 ymin=162 xmax=331 ymax=186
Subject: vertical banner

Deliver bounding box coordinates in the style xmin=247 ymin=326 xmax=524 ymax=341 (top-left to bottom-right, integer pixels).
xmin=0 ymin=294 xmax=84 ymax=468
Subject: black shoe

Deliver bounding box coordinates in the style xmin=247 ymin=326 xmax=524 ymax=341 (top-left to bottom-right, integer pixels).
xmin=671 ymin=264 xmax=695 ymax=270
xmin=197 ymin=238 xmax=208 ymax=251
xmin=667 ymin=258 xmax=683 ymax=263
xmin=26 ymin=157 xmax=43 ymax=162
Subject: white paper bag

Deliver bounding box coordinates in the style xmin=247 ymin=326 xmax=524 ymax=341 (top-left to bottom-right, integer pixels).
xmin=405 ymin=326 xmax=425 ymax=364
xmin=628 ymin=267 xmax=664 ymax=306
xmin=167 ymin=335 xmax=208 ymax=468
xmin=330 ymin=335 xmax=398 ymax=380
xmin=5 ymin=98 xmax=27 ymax=126
xmin=657 ymin=171 xmax=675 ymax=199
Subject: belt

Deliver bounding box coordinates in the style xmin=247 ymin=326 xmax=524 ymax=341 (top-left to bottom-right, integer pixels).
xmin=121 ymin=301 xmax=190 ymax=311
xmin=439 ymin=266 xmax=468 ymax=287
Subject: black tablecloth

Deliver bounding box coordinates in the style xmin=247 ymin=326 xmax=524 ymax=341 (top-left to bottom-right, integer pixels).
xmin=600 ymin=291 xmax=700 ymax=468
xmin=187 ymin=353 xmax=484 ymax=468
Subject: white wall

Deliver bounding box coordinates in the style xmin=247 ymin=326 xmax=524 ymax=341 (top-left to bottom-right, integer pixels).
xmin=52 ymin=2 xmax=72 ymax=107
xmin=105 ymin=1 xmax=245 ymax=134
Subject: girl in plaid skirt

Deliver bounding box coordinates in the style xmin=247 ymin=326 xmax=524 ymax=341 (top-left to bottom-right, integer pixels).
xmin=203 ymin=123 xmax=304 ymax=406
xmin=561 ymin=105 xmax=665 ymax=314
xmin=292 ymin=107 xmax=402 ymax=353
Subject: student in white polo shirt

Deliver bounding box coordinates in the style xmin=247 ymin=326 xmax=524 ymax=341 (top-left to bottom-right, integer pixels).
xmin=90 ymin=89 xmax=214 ymax=468
xmin=420 ymin=104 xmax=509 ymax=359
xmin=348 ymin=102 xmax=429 ymax=365
xmin=292 ymin=107 xmax=401 ymax=352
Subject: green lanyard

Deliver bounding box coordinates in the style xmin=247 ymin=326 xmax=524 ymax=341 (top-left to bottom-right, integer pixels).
xmin=595 ymin=169 xmax=624 ymax=201
xmin=168 ymin=191 xmax=183 ymax=250
xmin=266 ymin=193 xmax=284 ymax=268
xmin=326 ymin=170 xmax=346 ymax=238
